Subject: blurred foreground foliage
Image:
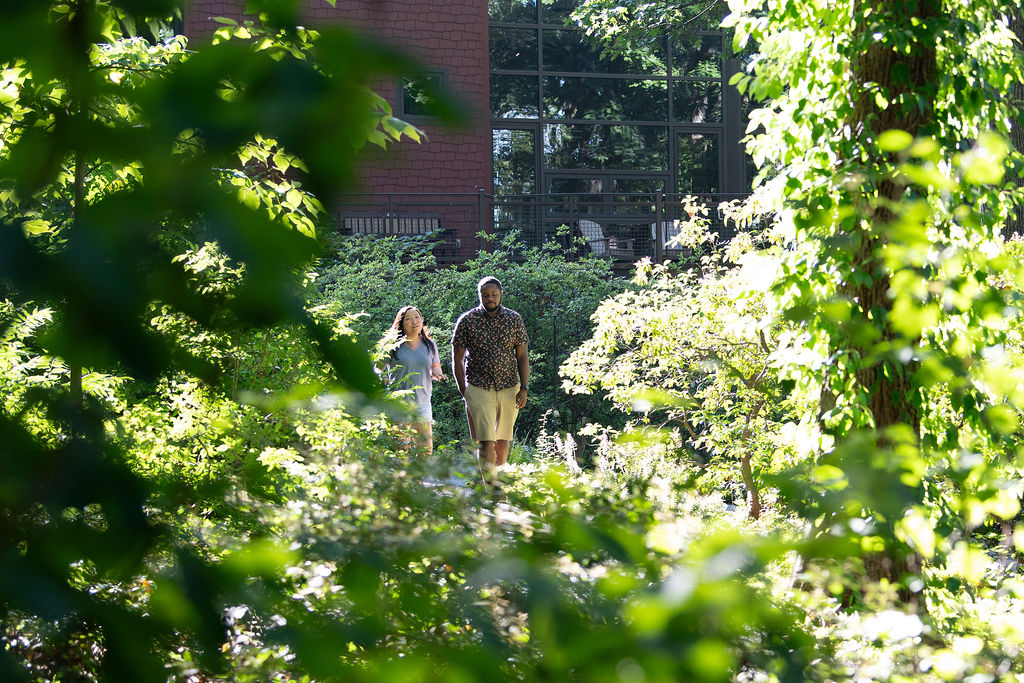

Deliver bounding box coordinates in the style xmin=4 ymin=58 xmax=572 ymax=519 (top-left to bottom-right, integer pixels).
xmin=2 ymin=1 xmax=1024 ymax=683
xmin=0 ymin=1 xmax=810 ymax=681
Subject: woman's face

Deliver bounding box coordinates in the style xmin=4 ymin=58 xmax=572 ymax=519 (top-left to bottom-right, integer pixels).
xmin=401 ymin=308 xmax=424 ymax=338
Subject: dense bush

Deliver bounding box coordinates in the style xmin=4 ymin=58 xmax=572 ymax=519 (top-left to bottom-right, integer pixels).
xmin=312 ymin=230 xmax=629 ymax=448
xmin=3 ymin=1 xmax=1024 ymax=682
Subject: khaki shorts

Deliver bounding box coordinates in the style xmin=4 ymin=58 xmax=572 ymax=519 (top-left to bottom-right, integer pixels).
xmin=464 ymin=383 xmax=520 ymax=442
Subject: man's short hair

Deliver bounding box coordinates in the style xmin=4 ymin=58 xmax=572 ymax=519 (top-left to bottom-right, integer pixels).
xmin=477 ymin=276 xmax=502 ymax=294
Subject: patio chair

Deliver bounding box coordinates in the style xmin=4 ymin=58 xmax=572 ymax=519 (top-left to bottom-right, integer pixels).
xmin=579 ymin=219 xmax=634 ymax=258
xmin=652 ymin=219 xmax=701 ymax=259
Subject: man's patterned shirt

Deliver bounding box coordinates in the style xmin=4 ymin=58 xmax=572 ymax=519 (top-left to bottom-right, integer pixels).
xmin=451 ymin=305 xmax=529 ymax=391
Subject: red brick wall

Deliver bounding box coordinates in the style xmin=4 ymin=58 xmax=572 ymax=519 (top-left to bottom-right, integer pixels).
xmin=183 ymin=1 xmax=491 ymax=200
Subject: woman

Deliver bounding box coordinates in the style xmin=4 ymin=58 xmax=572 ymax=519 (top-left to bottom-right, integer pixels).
xmin=384 ymin=305 xmax=446 ymax=454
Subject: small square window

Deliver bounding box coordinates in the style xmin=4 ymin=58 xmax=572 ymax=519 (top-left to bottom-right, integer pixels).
xmin=398 ymin=69 xmax=448 ymax=120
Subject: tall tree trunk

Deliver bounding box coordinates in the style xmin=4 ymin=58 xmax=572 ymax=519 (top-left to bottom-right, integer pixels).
xmin=848 ymin=0 xmax=937 ymax=430
xmin=739 ymin=400 xmax=764 ymax=520
xmin=1008 ymin=5 xmax=1024 ymax=236
xmin=68 ymin=1 xmax=90 ymax=412
xmin=840 ymin=0 xmax=940 ymax=586
xmin=70 ymin=151 xmax=85 ymax=410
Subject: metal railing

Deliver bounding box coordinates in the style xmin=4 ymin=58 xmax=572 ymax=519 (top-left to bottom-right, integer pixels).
xmin=332 ymin=191 xmax=751 ymax=263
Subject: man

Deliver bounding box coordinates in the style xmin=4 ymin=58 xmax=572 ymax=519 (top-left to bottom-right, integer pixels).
xmin=452 ymin=276 xmax=530 ymax=488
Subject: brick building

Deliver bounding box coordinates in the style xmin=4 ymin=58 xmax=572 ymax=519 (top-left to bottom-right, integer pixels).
xmin=183 ymin=1 xmax=747 ymax=262
xmin=183 ymin=1 xmax=491 ymax=197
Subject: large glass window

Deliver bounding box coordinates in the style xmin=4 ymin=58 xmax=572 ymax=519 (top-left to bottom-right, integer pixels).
xmin=672 ymin=81 xmax=722 ymax=122
xmin=549 ymin=176 xmax=664 ymax=194
xmin=542 ymin=29 xmax=662 ymax=75
xmin=489 ymin=26 xmax=537 ymax=70
xmin=488 ymin=0 xmax=536 ymax=23
xmin=493 ymin=128 xmax=537 ymax=194
xmin=491 ymin=75 xmax=539 ymax=118
xmin=677 ymin=132 xmax=719 ymax=193
xmin=544 ymin=124 xmax=667 ymax=170
xmin=490 ymin=2 xmax=739 ymax=196
xmin=672 ymin=33 xmax=723 ymax=78
xmin=543 ymin=77 xmax=667 ymax=121
xmin=540 ymin=0 xmax=578 ymax=24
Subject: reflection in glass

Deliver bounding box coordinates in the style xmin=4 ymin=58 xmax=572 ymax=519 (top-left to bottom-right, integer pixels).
xmin=491 ymin=75 xmax=539 ymax=119
xmin=547 ymin=177 xmax=664 ymax=195
xmin=488 ymin=0 xmax=536 ymax=23
xmin=540 ymin=0 xmax=578 ymax=24
xmin=543 ymin=77 xmax=667 ymax=121
xmin=543 ymin=29 xmax=604 ymax=73
xmin=493 ymin=128 xmax=536 ymax=195
xmin=548 ymin=177 xmax=599 ymax=194
xmin=544 ymin=124 xmax=667 ymax=171
xmin=542 ymin=30 xmax=661 ymax=75
xmin=612 ymin=178 xmax=665 ymax=196
xmin=677 ymin=133 xmax=719 ymax=193
xmin=673 ymin=81 xmax=721 ymax=122
xmin=671 ymin=34 xmax=722 ymax=78
xmin=401 ymin=73 xmax=444 ymax=117
xmin=490 ymin=27 xmax=537 ymax=70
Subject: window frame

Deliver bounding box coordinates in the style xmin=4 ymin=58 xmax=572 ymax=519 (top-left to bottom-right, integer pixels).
xmin=396 ymin=67 xmax=450 ymax=122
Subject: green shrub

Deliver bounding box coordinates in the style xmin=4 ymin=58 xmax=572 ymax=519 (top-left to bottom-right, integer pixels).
xmin=313 ymin=230 xmax=629 ymax=448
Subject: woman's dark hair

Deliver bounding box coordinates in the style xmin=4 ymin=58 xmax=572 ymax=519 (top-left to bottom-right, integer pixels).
xmin=390 ymin=305 xmax=436 ymax=355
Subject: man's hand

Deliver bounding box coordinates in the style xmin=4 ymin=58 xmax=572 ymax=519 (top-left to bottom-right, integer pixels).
xmin=515 ymin=388 xmax=527 ymax=409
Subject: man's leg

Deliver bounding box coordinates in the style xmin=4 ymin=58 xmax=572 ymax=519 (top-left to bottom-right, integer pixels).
xmin=478 ymin=439 xmax=498 ymax=486
xmin=464 ymin=385 xmax=500 ymax=488
xmin=495 ymin=439 xmax=510 ymax=467
xmin=493 ymin=385 xmax=520 ymax=470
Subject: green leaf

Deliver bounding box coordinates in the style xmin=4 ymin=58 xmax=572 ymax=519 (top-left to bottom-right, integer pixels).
xmin=812 ymin=465 xmax=847 ymax=490
xmin=897 ymin=508 xmax=935 ymax=559
xmin=284 ymin=188 xmax=303 ymax=210
xmin=273 ymin=151 xmax=290 ymax=172
xmin=239 ymin=187 xmax=261 ymax=210
xmin=983 ymin=404 xmax=1019 ymax=434
xmin=877 ymin=129 xmax=912 ymax=152
xmin=22 ymin=218 xmax=53 ymax=235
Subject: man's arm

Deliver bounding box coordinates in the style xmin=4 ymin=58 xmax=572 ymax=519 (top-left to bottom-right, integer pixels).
xmin=453 ymin=345 xmax=468 ymax=396
xmin=515 ymin=342 xmax=530 ymax=409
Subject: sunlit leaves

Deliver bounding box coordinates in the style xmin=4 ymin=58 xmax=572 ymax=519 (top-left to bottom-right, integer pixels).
xmin=878 ymin=129 xmax=913 ymax=152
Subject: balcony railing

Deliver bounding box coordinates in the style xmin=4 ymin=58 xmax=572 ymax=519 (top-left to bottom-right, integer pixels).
xmin=333 ymin=191 xmax=752 ymax=264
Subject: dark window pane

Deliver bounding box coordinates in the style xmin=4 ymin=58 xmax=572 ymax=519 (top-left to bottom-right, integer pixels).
xmin=677 ymin=133 xmax=719 ymax=193
xmin=548 ymin=177 xmax=595 ymax=194
xmin=540 ymin=0 xmax=577 ymax=24
xmin=673 ymin=81 xmax=722 ymax=122
xmin=540 ymin=29 xmax=659 ymax=74
xmin=491 ymin=75 xmax=539 ymax=118
xmin=547 ymin=177 xmax=663 ymax=195
xmin=543 ymin=76 xmax=667 ymax=121
xmin=542 ymin=29 xmax=605 ymax=73
xmin=542 ymin=29 xmax=661 ymax=75
xmin=493 ymin=128 xmax=536 ymax=194
xmin=401 ymin=72 xmax=445 ymax=118
xmin=490 ymin=26 xmax=537 ymax=70
xmin=671 ymin=33 xmax=723 ymax=78
xmin=613 ymin=178 xmax=665 ymax=195
xmin=489 ymin=0 xmax=536 ymax=23
xmin=544 ymin=124 xmax=667 ymax=170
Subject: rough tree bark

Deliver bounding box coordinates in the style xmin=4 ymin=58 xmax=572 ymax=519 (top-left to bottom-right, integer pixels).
xmin=847 ymin=0 xmax=938 ymax=432
xmin=1008 ymin=5 xmax=1024 ymax=236
xmin=739 ymin=400 xmax=765 ymax=519
xmin=842 ymin=0 xmax=940 ymax=589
